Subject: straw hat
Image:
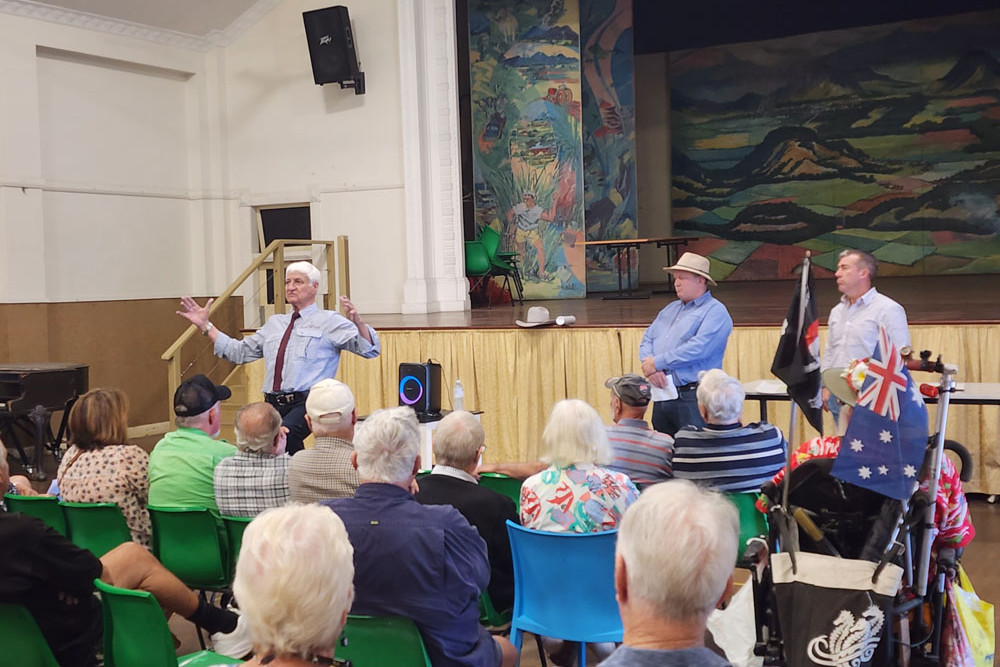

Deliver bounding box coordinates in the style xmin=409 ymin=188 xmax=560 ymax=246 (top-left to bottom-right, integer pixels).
xmin=663 ymin=252 xmax=717 ymax=286
xmin=821 ymin=359 xmax=869 ymax=407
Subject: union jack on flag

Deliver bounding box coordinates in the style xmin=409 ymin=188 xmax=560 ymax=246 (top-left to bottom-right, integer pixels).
xmin=831 ymin=326 xmax=929 ymax=500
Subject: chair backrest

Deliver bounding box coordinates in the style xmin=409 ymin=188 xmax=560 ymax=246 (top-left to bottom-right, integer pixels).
xmin=59 ymin=501 xmax=131 ymax=557
xmin=479 ymin=589 xmax=512 ymax=628
xmin=506 ymin=520 xmax=622 ymax=643
xmin=221 ymin=515 xmax=253 ymax=578
xmin=334 ymin=615 xmax=431 ymax=667
xmin=464 ymin=241 xmax=492 ymax=277
xmin=725 ymin=492 xmax=769 ymax=563
xmin=478 ymin=472 xmax=523 ymax=511
xmin=479 ymin=225 xmax=502 ymax=259
xmin=4 ymin=494 xmax=68 ymax=536
xmin=148 ymin=506 xmax=229 ymax=590
xmin=0 ymin=603 xmax=61 ymax=666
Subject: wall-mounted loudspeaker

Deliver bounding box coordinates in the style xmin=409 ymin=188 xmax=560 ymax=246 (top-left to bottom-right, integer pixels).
xmin=302 ymin=5 xmax=366 ymax=94
xmin=398 ymin=361 xmax=441 ymax=419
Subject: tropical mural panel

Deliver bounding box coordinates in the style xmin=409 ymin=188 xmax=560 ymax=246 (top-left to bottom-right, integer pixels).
xmin=670 ymin=11 xmax=1000 ymax=281
xmin=469 ymin=0 xmax=587 ymax=298
xmin=581 ymin=0 xmax=637 ymax=292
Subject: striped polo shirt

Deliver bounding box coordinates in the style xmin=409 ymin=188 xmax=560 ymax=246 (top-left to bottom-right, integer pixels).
xmin=672 ymin=421 xmax=787 ymax=493
xmin=606 ymin=419 xmax=675 ymax=489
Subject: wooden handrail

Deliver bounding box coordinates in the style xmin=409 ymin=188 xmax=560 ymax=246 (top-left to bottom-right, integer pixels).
xmin=161 ymin=238 xmax=349 ymax=417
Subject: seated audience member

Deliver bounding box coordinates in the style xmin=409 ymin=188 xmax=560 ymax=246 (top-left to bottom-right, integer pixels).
xmin=148 ymin=374 xmax=236 ymax=516
xmin=672 ymin=369 xmax=786 ymax=492
xmin=233 ymin=505 xmax=355 ymax=666
xmin=599 ymin=479 xmax=737 ymax=666
xmin=521 ymin=399 xmax=639 ymax=533
xmin=288 ymin=379 xmax=360 ymax=503
xmin=57 ymin=388 xmax=151 ymax=546
xmin=604 ymin=374 xmax=674 ymax=489
xmin=214 ymin=402 xmax=290 ymax=517
xmin=415 ymin=410 xmax=518 ymax=612
xmin=323 ymin=407 xmax=516 ymax=667
xmin=1 ymin=437 xmax=39 ymax=507
xmin=1 ymin=440 xmax=244 ymax=665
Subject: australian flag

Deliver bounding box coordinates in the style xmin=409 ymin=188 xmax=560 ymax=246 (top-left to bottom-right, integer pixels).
xmin=831 ymin=327 xmax=928 ymax=500
xmin=771 ymin=257 xmax=823 ymax=432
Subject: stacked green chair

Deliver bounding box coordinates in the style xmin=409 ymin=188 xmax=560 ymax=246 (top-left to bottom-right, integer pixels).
xmin=60 ymin=501 xmax=131 ymax=557
xmin=94 ymin=579 xmax=243 ymax=667
xmin=478 ymin=225 xmax=523 ymax=304
xmin=0 ymin=603 xmax=60 ymax=666
xmin=464 ymin=240 xmax=500 ymax=306
xmin=334 ymin=615 xmax=431 ymax=667
xmin=478 ymin=472 xmax=523 ymax=512
xmin=4 ymin=494 xmax=67 ymax=536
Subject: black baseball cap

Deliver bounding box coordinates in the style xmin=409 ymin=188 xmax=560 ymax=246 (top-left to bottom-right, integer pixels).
xmin=605 ymin=374 xmax=652 ymax=407
xmin=173 ymin=374 xmax=232 ymax=417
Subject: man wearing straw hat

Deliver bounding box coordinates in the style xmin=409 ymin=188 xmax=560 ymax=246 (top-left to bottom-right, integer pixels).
xmin=640 ymin=252 xmax=732 ymax=437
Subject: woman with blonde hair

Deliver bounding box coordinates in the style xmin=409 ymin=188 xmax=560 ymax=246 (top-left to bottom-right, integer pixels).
xmin=57 ymin=388 xmax=151 ymax=546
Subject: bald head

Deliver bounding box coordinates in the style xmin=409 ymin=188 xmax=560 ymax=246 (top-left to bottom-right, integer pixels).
xmin=234 ymin=402 xmax=284 ymax=454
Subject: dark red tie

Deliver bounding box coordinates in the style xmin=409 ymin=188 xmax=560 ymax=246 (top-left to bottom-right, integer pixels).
xmin=272 ymin=311 xmax=301 ymax=392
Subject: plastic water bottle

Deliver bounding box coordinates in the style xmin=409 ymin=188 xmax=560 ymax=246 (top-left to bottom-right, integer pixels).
xmin=453 ymin=379 xmax=465 ymax=411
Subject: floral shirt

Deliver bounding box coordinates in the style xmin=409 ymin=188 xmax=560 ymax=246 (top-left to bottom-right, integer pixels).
xmin=520 ymin=463 xmax=638 ymax=533
xmin=57 ymin=444 xmax=151 ymax=547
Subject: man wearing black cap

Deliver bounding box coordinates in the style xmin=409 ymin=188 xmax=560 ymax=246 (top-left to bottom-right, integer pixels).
xmin=148 ymin=374 xmax=237 ymax=517
xmin=605 ymin=374 xmax=675 ymax=490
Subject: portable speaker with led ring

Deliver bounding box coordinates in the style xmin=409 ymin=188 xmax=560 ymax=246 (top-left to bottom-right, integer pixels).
xmin=398 ymin=362 xmax=441 ymax=416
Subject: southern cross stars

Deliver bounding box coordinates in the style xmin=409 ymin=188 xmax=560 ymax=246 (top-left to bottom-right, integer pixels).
xmin=904 ymin=465 xmax=917 ymax=478
xmin=879 ymin=430 xmax=892 ymax=443
xmin=878 ymin=465 xmax=889 ymax=475
xmin=850 ymin=438 xmax=864 ymax=452
xmin=859 ymin=466 xmax=872 ymax=479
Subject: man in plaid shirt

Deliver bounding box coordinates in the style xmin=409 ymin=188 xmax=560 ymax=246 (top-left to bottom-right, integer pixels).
xmin=213 ymin=402 xmax=291 ymax=517
xmin=288 ymin=379 xmax=360 ymax=504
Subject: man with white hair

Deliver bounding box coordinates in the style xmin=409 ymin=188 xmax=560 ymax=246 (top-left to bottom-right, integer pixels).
xmin=599 ymin=480 xmax=738 ymax=666
xmin=415 ymin=410 xmax=519 ymax=612
xmin=323 ymin=407 xmax=517 ymax=667
xmin=672 ymin=369 xmax=786 ymax=493
xmin=288 ymin=378 xmax=360 ymax=503
xmin=177 ymin=260 xmax=380 ymax=454
xmin=213 ymin=402 xmax=290 ymax=517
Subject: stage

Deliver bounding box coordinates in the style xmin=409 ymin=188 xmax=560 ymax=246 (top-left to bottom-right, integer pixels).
xmin=341 ymin=274 xmax=1000 ymax=493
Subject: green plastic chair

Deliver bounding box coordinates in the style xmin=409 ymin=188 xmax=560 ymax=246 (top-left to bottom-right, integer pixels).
xmin=94 ymin=579 xmax=243 ymax=667
xmin=221 ymin=515 xmax=253 ymax=578
xmin=725 ymin=492 xmax=769 ymax=565
xmin=478 ymin=472 xmax=523 ymax=511
xmin=60 ymin=501 xmax=131 ymax=557
xmin=479 ymin=589 xmax=512 ymax=629
xmin=334 ymin=615 xmax=431 ymax=667
xmin=0 ymin=603 xmax=61 ymax=666
xmin=479 ymin=225 xmax=524 ymax=303
xmin=148 ymin=506 xmax=230 ymax=591
xmin=4 ymin=494 xmax=67 ymax=536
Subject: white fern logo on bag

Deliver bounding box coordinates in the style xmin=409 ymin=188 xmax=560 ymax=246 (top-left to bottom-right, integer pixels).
xmin=806 ymin=604 xmax=885 ymax=666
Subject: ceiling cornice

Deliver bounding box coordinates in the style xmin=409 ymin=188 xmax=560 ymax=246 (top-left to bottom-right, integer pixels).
xmin=0 ymin=0 xmax=286 ymax=52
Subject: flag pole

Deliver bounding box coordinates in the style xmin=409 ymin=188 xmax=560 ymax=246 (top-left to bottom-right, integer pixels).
xmin=782 ymin=252 xmax=811 ymax=513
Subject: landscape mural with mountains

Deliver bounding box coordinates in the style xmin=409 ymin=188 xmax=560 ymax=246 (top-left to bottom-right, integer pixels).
xmin=670 ymin=10 xmax=1000 ymax=280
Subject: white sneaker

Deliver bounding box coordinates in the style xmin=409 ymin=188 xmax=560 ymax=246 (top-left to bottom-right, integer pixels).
xmin=211 ymin=613 xmax=252 ymax=658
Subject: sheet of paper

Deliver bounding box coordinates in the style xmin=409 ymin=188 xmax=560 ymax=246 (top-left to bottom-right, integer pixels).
xmin=650 ymin=374 xmax=678 ymax=401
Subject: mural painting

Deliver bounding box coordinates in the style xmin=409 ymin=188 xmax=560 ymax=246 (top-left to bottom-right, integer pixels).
xmin=581 ymin=0 xmax=637 ymax=291
xmin=469 ymin=0 xmax=587 ymax=299
xmin=670 ymin=11 xmax=1000 ymax=281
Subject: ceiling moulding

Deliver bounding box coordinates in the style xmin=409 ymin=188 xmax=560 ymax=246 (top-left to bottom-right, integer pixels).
xmin=0 ymin=0 xmax=285 ymax=52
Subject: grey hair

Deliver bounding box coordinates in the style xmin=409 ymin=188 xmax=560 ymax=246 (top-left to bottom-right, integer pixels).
xmin=541 ymin=399 xmax=613 ymax=467
xmin=285 ymin=261 xmax=321 ymax=285
xmin=432 ymin=411 xmax=485 ymax=469
xmin=234 ymin=505 xmax=355 ymax=658
xmin=234 ymin=402 xmax=283 ymax=453
xmin=696 ymin=369 xmax=745 ymax=424
xmin=839 ymin=248 xmax=877 ymax=280
xmin=354 ymin=407 xmax=421 ymax=484
xmin=617 ymin=479 xmax=738 ymax=622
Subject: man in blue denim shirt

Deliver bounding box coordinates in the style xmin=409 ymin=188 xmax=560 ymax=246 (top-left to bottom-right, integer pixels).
xmin=323 ymin=407 xmax=517 ymax=667
xmin=640 ymin=253 xmax=732 ymax=437
xmin=177 ymin=261 xmax=380 ymax=454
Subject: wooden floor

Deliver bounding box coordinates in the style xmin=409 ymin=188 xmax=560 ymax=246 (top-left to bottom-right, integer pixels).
xmin=365 ymin=274 xmax=1000 ymax=329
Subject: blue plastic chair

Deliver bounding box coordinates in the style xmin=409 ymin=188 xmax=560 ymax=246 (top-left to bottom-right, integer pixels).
xmin=506 ymin=520 xmax=622 ymax=666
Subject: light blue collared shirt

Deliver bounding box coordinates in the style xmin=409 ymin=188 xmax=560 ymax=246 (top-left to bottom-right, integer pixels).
xmin=639 ymin=291 xmax=733 ymax=387
xmin=214 ymin=303 xmax=380 ymax=393
xmin=821 ymin=287 xmax=909 ymax=371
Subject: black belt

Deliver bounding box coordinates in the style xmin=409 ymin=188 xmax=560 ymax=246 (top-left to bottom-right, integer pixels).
xmin=265 ymin=390 xmax=309 ymax=407
xmin=677 ymin=383 xmax=699 ymax=392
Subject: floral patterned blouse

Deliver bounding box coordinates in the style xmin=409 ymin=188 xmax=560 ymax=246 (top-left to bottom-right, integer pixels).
xmin=520 ymin=463 xmax=639 ymax=533
xmin=57 ymin=444 xmax=151 ymax=547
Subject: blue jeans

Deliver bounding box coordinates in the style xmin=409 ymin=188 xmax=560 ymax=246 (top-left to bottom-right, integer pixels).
xmin=651 ymin=391 xmax=704 ymax=437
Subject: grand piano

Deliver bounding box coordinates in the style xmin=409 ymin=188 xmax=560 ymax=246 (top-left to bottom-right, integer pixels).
xmin=0 ymin=363 xmax=88 ymax=480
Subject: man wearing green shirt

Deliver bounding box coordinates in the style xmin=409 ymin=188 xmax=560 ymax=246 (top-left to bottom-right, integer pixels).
xmin=149 ymin=374 xmax=236 ymax=516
